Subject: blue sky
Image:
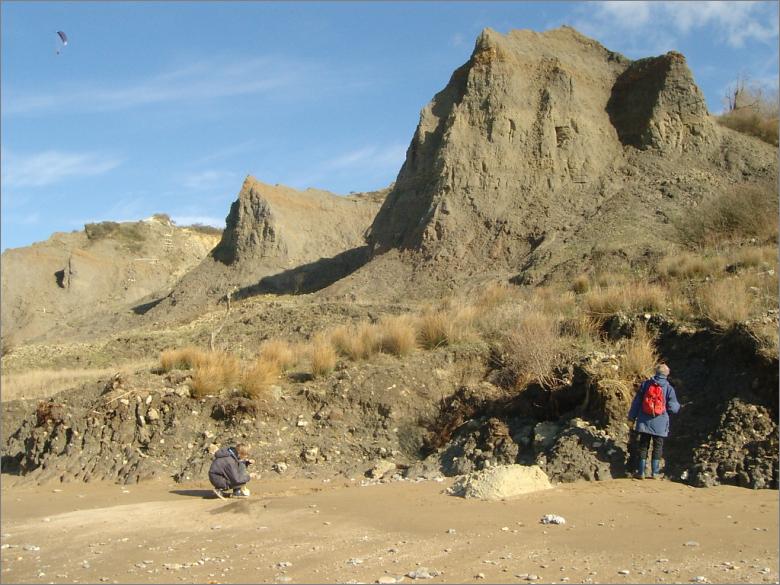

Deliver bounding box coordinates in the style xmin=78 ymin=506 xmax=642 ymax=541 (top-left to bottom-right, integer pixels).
xmin=2 ymin=1 xmax=778 ymax=250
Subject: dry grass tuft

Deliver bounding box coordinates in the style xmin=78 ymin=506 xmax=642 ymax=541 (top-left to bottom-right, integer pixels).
xmin=619 ymin=324 xmax=659 ymax=383
xmin=240 ymin=358 xmax=281 ymax=399
xmin=1 ymin=361 xmax=153 ymax=402
xmin=585 ymin=284 xmax=666 ymax=317
xmin=571 ymin=274 xmax=590 ymax=294
xmin=377 ymin=315 xmax=417 ymax=356
xmin=189 ymin=351 xmax=241 ymax=398
xmin=310 ymin=335 xmax=337 ymax=378
xmin=681 ymin=184 xmax=778 ymax=247
xmin=330 ymin=322 xmax=381 ymax=361
xmin=697 ymin=278 xmax=753 ymax=325
xmin=502 ymin=310 xmax=563 ymax=388
xmin=416 ymin=310 xmax=451 ymax=349
xmin=159 ymin=346 xmax=208 ymax=372
xmin=729 ymin=245 xmax=778 ymax=270
xmin=473 ymin=282 xmax=514 ymax=311
xmin=258 ymin=339 xmax=298 ymax=371
xmin=658 ymin=252 xmax=726 ymax=279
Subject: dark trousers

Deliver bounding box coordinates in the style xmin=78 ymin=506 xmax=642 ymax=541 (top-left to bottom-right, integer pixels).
xmin=637 ymin=432 xmax=664 ymax=460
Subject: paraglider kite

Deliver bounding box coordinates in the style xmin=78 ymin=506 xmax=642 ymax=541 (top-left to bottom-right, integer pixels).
xmin=56 ymin=31 xmax=68 ymax=55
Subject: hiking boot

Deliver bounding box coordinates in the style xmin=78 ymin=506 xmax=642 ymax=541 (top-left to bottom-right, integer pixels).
xmin=633 ymin=472 xmax=645 ymax=480
xmin=651 ymin=459 xmax=662 ymax=479
xmin=213 ymin=488 xmax=228 ymax=500
xmin=233 ymin=486 xmax=250 ymax=498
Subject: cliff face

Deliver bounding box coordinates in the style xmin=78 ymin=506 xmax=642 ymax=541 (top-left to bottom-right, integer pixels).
xmin=141 ymin=177 xmax=386 ymax=320
xmin=366 ymin=27 xmax=724 ymax=267
xmin=0 ymin=218 xmax=220 ymax=344
xmin=212 ymin=177 xmax=384 ymax=268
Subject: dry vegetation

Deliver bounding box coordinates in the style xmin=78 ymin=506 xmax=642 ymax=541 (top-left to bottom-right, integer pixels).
xmin=717 ymin=82 xmax=779 ymax=146
xmin=147 ymin=197 xmax=777 ymax=398
xmin=1 ymin=361 xmax=154 ymax=402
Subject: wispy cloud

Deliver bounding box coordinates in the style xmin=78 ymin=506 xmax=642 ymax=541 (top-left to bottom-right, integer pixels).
xmin=2 ymin=150 xmax=122 ymax=188
xmin=181 ymin=169 xmax=238 ymax=191
xmin=322 ymin=144 xmax=407 ymax=171
xmin=573 ymin=1 xmax=779 ymax=52
xmin=282 ymin=142 xmax=406 ymax=192
xmin=3 ymin=56 xmax=302 ymax=116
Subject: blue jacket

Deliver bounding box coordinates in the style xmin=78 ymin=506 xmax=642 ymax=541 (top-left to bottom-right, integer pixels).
xmin=628 ymin=375 xmax=680 ymax=437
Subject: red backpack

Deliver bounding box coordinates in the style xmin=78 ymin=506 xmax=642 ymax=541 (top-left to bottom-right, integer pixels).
xmin=641 ymin=381 xmax=666 ymax=416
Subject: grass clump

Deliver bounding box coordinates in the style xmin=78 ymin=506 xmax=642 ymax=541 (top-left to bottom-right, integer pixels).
xmin=571 ymin=274 xmax=590 ymax=294
xmin=618 ymin=325 xmax=659 ymax=383
xmin=502 ymin=310 xmax=563 ymax=388
xmin=330 ymin=323 xmax=381 ymax=361
xmin=377 ymin=315 xmax=417 ymax=356
xmin=584 ymin=283 xmax=666 ymax=318
xmin=697 ymin=278 xmax=753 ymax=325
xmin=681 ymin=184 xmax=778 ymax=247
xmin=310 ymin=335 xmax=337 ymax=378
xmin=240 ymin=358 xmax=280 ymax=399
xmin=159 ymin=346 xmax=208 ymax=372
xmin=189 ymin=351 xmax=240 ymax=398
xmin=658 ymin=252 xmax=726 ymax=279
xmin=258 ymin=339 xmax=298 ymax=371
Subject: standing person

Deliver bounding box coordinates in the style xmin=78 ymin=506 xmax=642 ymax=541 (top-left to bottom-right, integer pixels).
xmin=628 ymin=364 xmax=680 ymax=479
xmin=208 ymin=443 xmax=254 ymax=499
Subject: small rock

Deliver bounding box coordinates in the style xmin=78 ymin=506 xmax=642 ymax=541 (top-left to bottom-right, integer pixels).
xmin=476 ymin=573 xmax=485 ymax=579
xmin=23 ymin=545 xmax=40 ymax=551
xmin=618 ymin=569 xmax=630 ymax=575
xmin=347 ymin=558 xmax=364 ymax=566
xmin=525 ymin=575 xmax=539 ymax=581
xmin=540 ymin=514 xmax=566 ymax=525
xmin=446 ymin=528 xmax=456 ymax=534
xmin=276 ymin=561 xmax=292 ymax=569
xmin=684 ymin=541 xmax=700 ymax=547
xmin=378 ymin=577 xmax=398 ymax=584
xmin=690 ymin=577 xmax=709 ymax=583
xmin=407 ymin=568 xmax=438 ymax=579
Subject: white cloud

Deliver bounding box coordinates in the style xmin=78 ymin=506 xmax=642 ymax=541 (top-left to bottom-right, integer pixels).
xmin=2 ymin=150 xmax=121 ymax=188
xmin=3 ymin=56 xmax=302 ymax=116
xmin=573 ymin=1 xmax=779 ymax=51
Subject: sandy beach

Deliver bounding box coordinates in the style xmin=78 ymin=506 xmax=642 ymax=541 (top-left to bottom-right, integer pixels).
xmin=1 ymin=476 xmax=777 ymax=584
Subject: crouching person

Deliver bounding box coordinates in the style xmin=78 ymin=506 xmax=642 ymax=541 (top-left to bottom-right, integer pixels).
xmin=209 ymin=443 xmax=253 ymax=499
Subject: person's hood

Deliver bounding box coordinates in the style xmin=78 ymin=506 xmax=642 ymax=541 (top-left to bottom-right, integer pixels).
xmin=652 ymin=374 xmax=670 ymax=388
xmin=214 ymin=447 xmax=237 ymax=459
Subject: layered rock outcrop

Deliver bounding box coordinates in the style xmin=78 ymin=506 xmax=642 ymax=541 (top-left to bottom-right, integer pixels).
xmin=346 ymin=26 xmax=775 ymax=295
